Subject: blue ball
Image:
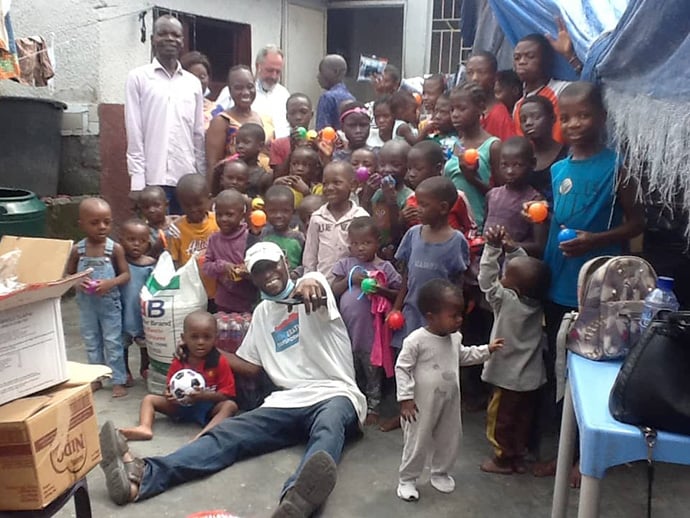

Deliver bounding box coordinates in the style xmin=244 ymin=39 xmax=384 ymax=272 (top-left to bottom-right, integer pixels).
xmin=558 ymin=228 xmax=577 ymax=243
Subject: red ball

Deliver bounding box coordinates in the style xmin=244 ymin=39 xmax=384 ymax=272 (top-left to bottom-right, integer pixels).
xmin=527 ymin=202 xmax=548 ymax=223
xmin=463 ymin=148 xmax=479 ymax=166
xmin=387 ymin=310 xmax=405 ymax=330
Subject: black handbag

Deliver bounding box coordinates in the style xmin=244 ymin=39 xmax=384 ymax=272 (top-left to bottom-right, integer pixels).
xmin=609 ymin=311 xmax=690 ymax=518
xmin=609 ymin=311 xmax=690 ymax=434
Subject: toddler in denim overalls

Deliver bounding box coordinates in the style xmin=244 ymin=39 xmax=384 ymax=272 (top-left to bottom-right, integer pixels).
xmin=76 ymin=237 xmax=128 ymax=393
xmin=69 ymin=197 xmax=130 ymax=397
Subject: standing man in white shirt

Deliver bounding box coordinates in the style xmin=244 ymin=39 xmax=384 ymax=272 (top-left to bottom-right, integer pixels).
xmin=217 ymin=45 xmax=291 ymax=138
xmin=125 ymin=15 xmax=205 ymax=214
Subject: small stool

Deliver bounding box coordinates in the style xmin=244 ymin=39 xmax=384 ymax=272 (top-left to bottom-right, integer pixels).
xmin=0 ymin=478 xmax=91 ymax=518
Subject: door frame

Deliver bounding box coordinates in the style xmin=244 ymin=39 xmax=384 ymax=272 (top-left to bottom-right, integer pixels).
xmin=326 ymin=0 xmax=409 ymax=76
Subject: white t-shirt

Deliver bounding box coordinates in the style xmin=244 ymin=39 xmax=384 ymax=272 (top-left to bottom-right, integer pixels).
xmin=236 ymin=272 xmax=367 ymax=423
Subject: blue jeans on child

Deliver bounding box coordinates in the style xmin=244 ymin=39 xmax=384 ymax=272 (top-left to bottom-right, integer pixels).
xmin=137 ymin=396 xmax=358 ymax=501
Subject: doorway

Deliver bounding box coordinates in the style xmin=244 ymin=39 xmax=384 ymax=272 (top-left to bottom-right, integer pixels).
xmin=327 ymin=6 xmax=404 ymax=102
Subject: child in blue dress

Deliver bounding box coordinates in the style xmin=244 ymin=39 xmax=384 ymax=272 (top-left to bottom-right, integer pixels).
xmin=67 ymin=198 xmax=131 ymax=397
xmin=119 ymin=219 xmax=156 ymax=382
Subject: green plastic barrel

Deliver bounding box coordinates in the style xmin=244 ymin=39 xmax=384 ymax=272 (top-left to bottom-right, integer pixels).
xmin=0 ymin=188 xmax=47 ymax=238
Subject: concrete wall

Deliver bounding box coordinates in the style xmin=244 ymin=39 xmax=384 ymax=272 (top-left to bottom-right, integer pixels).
xmin=6 ymin=0 xmax=288 ymax=105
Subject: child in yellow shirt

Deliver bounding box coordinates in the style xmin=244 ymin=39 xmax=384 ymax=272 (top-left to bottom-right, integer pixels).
xmin=167 ymin=174 xmax=219 ymax=309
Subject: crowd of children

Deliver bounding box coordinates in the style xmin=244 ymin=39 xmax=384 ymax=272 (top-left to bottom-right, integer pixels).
xmin=73 ymin=36 xmax=646 ymax=505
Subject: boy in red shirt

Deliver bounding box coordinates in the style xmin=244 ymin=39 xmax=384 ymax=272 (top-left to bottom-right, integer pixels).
xmin=120 ymin=311 xmax=238 ymax=441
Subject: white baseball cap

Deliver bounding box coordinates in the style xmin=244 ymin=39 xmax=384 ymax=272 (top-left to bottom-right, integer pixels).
xmin=244 ymin=242 xmax=285 ymax=273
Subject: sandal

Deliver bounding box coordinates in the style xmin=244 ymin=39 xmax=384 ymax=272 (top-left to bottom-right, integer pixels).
xmin=99 ymin=421 xmax=128 ymax=466
xmin=102 ymin=455 xmax=144 ymax=505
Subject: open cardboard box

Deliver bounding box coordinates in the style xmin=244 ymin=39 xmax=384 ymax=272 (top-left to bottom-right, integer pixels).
xmin=0 ymin=236 xmax=89 ymax=406
xmin=0 ymin=362 xmax=110 ymax=510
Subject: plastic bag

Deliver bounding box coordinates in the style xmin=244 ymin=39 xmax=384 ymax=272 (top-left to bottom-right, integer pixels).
xmin=0 ymin=249 xmax=24 ymax=295
xmin=141 ymin=251 xmax=207 ymax=368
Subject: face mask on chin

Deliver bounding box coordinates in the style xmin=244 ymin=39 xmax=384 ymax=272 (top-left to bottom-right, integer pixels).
xmin=261 ymin=277 xmax=295 ymax=301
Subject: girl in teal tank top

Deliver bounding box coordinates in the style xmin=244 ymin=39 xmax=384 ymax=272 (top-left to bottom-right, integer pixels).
xmin=443 ymin=82 xmax=501 ymax=232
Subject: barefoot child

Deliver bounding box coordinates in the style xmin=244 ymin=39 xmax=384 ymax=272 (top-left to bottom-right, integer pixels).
xmin=478 ymin=225 xmax=547 ymax=474
xmin=395 ymin=278 xmax=503 ymax=501
xmin=120 ymin=310 xmax=238 ymax=441
xmin=202 ymin=189 xmax=258 ymax=314
xmin=67 ymin=198 xmax=131 ymax=397
xmin=303 ymin=162 xmax=369 ymax=282
xmin=331 ymin=217 xmax=402 ymax=424
xmin=119 ymin=219 xmax=156 ymax=382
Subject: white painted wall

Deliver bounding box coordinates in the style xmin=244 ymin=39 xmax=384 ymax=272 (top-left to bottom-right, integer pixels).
xmin=404 ymin=0 xmax=434 ymax=76
xmin=3 ymin=0 xmax=298 ymax=105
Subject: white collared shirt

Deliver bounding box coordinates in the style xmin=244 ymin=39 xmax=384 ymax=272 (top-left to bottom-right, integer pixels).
xmin=125 ymin=58 xmax=206 ymax=191
xmin=216 ymin=81 xmax=291 ymax=138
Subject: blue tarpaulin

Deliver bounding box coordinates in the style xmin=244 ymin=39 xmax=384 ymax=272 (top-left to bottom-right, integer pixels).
xmin=485 ymin=0 xmax=690 ymax=234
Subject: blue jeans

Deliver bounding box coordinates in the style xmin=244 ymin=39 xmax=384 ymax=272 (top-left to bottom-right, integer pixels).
xmin=137 ymin=396 xmax=358 ymax=501
xmin=77 ymin=291 xmax=127 ymax=385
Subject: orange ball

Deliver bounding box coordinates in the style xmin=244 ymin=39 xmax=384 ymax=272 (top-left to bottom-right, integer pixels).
xmin=321 ymin=126 xmax=337 ymax=142
xmin=250 ymin=209 xmax=267 ymax=227
xmin=527 ymin=202 xmax=549 ymax=223
xmin=463 ymin=148 xmax=479 ymax=166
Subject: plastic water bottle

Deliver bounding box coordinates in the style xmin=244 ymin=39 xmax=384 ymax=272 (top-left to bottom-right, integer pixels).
xmin=640 ymin=276 xmax=680 ymax=331
xmin=215 ymin=313 xmax=231 ymax=352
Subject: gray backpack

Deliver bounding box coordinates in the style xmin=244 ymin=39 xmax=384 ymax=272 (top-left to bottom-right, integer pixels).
xmin=562 ymin=256 xmax=657 ymax=361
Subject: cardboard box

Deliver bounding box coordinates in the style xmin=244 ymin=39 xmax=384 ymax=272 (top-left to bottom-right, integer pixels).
xmin=0 ymin=236 xmax=88 ymax=406
xmin=0 ymin=371 xmax=104 ymax=510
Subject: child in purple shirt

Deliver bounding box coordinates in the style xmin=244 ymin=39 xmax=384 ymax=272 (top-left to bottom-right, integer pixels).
xmin=483 ymin=137 xmax=548 ymax=257
xmin=202 ymin=189 xmax=259 ymax=313
xmin=331 ymin=217 xmax=401 ymax=424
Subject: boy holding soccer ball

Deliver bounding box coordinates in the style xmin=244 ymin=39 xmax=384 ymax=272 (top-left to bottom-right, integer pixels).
xmin=121 ymin=311 xmax=238 ymax=441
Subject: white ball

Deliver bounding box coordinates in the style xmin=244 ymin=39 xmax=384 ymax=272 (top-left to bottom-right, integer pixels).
xmin=168 ymin=368 xmax=206 ymax=406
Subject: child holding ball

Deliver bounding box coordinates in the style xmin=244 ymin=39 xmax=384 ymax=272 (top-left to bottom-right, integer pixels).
xmin=120 ymin=311 xmax=238 ymax=441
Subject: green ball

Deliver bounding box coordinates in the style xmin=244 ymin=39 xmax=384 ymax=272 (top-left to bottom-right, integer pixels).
xmin=297 ymin=126 xmax=307 ymax=139
xmin=361 ymin=277 xmax=377 ymax=294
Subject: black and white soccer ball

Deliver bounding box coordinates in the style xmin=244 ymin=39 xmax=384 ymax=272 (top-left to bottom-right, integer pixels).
xmin=168 ymin=368 xmax=206 ymax=406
